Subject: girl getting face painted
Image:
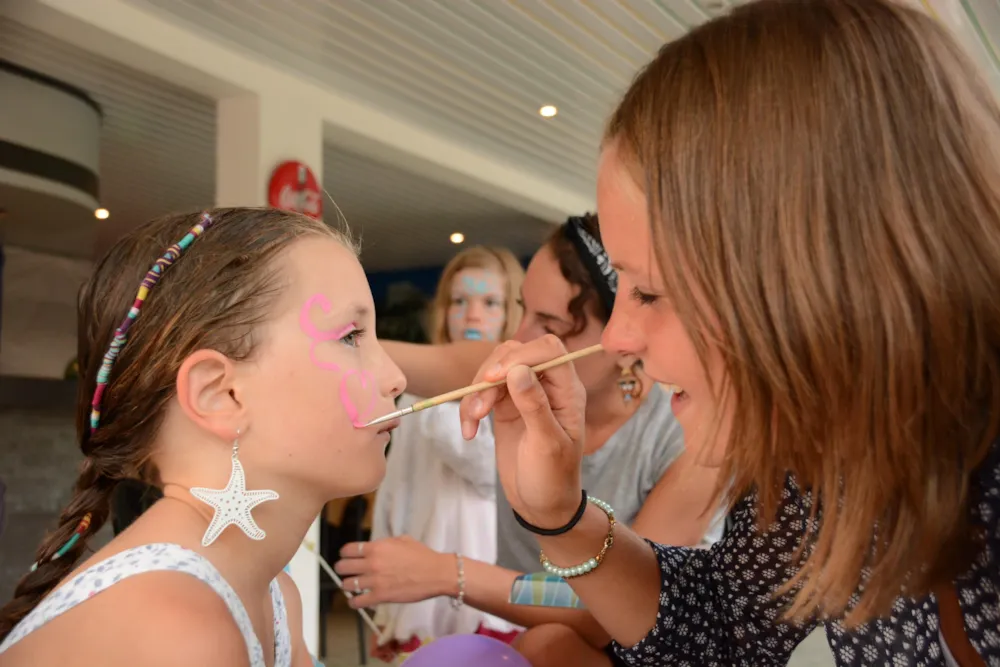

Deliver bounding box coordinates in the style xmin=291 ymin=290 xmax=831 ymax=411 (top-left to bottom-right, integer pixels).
xmin=0 ymin=208 xmax=407 ymax=665
xmin=447 ymin=268 xmax=506 ymax=342
xmin=429 ymin=246 xmax=524 ymax=345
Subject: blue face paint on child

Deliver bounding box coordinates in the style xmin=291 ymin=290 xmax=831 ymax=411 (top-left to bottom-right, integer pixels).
xmin=447 ymin=268 xmax=506 ymax=342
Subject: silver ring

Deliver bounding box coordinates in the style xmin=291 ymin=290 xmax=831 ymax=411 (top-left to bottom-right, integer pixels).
xmin=358 ymin=542 xmax=364 ymax=556
xmin=353 ymin=577 xmax=361 ymax=595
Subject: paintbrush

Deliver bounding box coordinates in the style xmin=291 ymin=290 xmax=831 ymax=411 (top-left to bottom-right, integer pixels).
xmin=363 ymin=343 xmax=604 ymax=428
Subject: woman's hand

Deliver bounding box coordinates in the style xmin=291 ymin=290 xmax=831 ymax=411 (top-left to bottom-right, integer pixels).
xmin=335 ymin=537 xmax=458 ymax=609
xmin=459 ymin=335 xmax=588 ymax=530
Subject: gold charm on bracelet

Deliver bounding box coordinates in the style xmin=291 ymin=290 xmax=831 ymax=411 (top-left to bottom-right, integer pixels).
xmin=539 ymin=496 xmax=616 ymax=579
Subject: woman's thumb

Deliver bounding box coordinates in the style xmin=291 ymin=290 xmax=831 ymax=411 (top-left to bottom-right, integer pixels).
xmin=506 ymin=365 xmax=562 ymax=436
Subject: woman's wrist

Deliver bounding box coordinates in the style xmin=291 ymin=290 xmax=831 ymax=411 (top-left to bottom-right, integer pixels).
xmin=536 ymin=504 xmax=614 ymax=564
xmin=433 ymin=551 xmax=463 ymax=598
xmin=514 ymin=487 xmax=585 ymax=532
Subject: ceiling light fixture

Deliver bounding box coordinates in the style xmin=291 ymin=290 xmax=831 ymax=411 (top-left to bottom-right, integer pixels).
xmin=450 ymin=232 xmax=465 ymax=244
xmin=539 ymin=105 xmax=558 ymax=118
xmin=94 ymin=208 xmax=110 ymax=220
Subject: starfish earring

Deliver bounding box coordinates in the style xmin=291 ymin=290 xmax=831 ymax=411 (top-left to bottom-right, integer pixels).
xmin=190 ymin=431 xmax=279 ymax=547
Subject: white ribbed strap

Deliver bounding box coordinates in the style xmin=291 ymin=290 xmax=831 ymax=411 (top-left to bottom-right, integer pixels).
xmin=0 ymin=543 xmax=291 ymax=667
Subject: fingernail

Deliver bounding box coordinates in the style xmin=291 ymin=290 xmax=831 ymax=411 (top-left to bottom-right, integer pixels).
xmin=470 ymin=396 xmax=483 ymax=415
xmin=487 ymin=364 xmax=503 ymax=379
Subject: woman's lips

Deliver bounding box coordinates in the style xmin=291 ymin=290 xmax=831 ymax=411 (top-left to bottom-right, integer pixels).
xmin=462 ymin=329 xmax=483 ymax=341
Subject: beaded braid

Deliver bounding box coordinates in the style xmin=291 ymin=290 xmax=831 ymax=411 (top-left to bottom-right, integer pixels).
xmin=29 ymin=514 xmax=91 ymax=572
xmin=27 ymin=213 xmax=216 ymax=572
xmin=89 ymin=211 xmax=215 ymax=432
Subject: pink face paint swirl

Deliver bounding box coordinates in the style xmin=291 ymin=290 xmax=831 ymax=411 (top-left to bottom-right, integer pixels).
xmin=339 ymin=369 xmax=377 ymax=427
xmin=299 ymin=293 xmax=357 ymax=371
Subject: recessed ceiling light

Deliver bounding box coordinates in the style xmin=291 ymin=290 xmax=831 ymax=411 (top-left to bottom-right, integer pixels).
xmin=539 ymin=105 xmax=558 ymax=118
xmin=450 ymin=232 xmax=465 ymax=244
xmin=94 ymin=208 xmax=110 ymax=220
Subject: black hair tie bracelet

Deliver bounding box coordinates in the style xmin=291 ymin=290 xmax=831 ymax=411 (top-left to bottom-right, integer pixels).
xmin=513 ymin=489 xmax=588 ymax=536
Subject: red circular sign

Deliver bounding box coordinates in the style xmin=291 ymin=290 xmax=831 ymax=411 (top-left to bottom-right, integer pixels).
xmin=267 ymin=160 xmax=323 ymax=220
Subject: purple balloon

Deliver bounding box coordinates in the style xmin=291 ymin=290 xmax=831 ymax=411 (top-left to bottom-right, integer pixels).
xmin=402 ymin=634 xmax=530 ymax=667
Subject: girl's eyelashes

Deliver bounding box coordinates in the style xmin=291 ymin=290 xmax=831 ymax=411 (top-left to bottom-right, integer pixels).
xmin=339 ymin=327 xmax=367 ymax=348
xmin=630 ymin=286 xmax=659 ymax=306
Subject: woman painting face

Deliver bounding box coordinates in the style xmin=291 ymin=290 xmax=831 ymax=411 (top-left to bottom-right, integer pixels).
xmin=597 ymin=143 xmax=730 ymax=466
xmin=446 ymin=268 xmax=507 ymax=342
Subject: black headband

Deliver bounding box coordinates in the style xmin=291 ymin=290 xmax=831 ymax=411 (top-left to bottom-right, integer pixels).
xmin=562 ymin=215 xmax=618 ymax=316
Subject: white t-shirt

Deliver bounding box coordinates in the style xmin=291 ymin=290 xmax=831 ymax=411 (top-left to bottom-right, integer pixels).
xmin=371 ymin=394 xmax=518 ymax=643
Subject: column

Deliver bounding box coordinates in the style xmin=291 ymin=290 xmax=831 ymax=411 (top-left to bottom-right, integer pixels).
xmin=216 ymin=92 xmax=324 ymax=655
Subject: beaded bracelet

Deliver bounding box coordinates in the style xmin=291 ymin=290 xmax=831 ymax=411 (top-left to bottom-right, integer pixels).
xmin=539 ymin=496 xmax=615 ymax=579
xmin=451 ymin=553 xmax=466 ymax=609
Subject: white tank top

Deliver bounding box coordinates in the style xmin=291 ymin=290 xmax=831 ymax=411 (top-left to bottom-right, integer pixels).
xmin=0 ymin=543 xmax=292 ymax=667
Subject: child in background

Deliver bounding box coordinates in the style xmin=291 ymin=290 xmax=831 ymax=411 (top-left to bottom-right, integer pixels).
xmin=370 ymin=246 xmax=524 ymax=661
xmin=0 ymin=208 xmax=405 ymax=666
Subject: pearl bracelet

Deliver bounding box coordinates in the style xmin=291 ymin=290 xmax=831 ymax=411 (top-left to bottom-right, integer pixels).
xmin=539 ymin=496 xmax=615 ymax=579
xmin=451 ymin=553 xmax=466 ymax=609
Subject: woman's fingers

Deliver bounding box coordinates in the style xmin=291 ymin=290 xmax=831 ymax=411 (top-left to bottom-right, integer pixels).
xmin=345 ymin=575 xmax=380 ymax=608
xmin=459 ymin=336 xmax=584 ymax=435
xmin=482 ymin=336 xmax=569 ymax=381
xmin=334 ymin=553 xmax=369 ymax=577
xmin=503 ymin=366 xmax=563 ymax=441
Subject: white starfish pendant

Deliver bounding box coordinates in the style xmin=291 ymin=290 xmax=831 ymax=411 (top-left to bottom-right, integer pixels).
xmin=190 ymin=454 xmax=280 ymax=547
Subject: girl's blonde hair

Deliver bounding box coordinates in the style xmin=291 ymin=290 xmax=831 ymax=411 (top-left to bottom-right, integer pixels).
xmin=607 ymin=0 xmax=1000 ymax=625
xmin=428 ymin=246 xmax=524 ymax=345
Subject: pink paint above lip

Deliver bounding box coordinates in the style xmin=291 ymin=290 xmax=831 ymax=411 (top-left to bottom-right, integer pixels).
xmin=340 ymin=369 xmax=377 ymax=428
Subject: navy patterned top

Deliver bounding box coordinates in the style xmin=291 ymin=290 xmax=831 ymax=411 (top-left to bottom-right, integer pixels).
xmin=614 ymin=440 xmax=999 ymax=666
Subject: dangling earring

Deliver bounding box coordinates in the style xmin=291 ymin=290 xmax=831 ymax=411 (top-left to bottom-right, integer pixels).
xmin=190 ymin=430 xmax=280 ymax=547
xmin=618 ymin=365 xmax=642 ymax=403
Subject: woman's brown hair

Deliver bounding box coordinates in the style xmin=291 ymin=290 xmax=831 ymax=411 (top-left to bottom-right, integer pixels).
xmin=546 ymin=214 xmax=610 ymax=336
xmin=428 ymin=245 xmax=525 ymax=344
xmin=607 ymin=0 xmax=1000 ymax=624
xmin=0 ymin=207 xmax=353 ymax=640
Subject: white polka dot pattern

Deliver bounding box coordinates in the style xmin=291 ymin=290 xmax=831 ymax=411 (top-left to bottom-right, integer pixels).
xmin=0 ymin=543 xmax=292 ymax=667
xmin=613 ymin=441 xmax=1000 ymax=666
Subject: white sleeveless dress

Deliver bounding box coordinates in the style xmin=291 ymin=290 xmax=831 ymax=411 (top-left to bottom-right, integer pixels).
xmin=0 ymin=543 xmax=292 ymax=667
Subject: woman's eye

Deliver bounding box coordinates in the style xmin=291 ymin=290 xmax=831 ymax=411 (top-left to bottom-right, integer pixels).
xmin=486 ymin=298 xmax=503 ymax=308
xmin=340 ymin=328 xmax=367 ymax=348
xmin=631 ymin=286 xmax=659 ymax=306
xmin=451 ymin=297 xmax=467 ymax=306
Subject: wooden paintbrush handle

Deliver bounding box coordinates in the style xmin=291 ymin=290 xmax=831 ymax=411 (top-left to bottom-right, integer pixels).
xmin=411 ymin=343 xmax=603 ymax=412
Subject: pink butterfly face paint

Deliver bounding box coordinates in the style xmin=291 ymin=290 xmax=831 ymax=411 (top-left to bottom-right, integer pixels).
xmin=300 ymin=293 xmax=378 ymax=428
xmin=300 ymin=293 xmax=358 ymax=371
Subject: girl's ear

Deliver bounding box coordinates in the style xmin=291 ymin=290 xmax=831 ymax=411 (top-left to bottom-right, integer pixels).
xmin=175 ymin=349 xmax=246 ymax=440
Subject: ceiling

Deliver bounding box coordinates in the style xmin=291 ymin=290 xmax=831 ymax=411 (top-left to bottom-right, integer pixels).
xmin=0 ymin=16 xmax=551 ymax=270
xmin=322 ymin=146 xmax=552 ymax=270
xmin=3 ymin=0 xmax=999 ymax=269
xmin=123 ymin=0 xmax=1000 ymax=191
xmin=0 ymin=16 xmax=217 ymax=256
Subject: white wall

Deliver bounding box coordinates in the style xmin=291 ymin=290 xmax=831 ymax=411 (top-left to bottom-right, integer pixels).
xmin=1 ymin=245 xmax=90 ymax=378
